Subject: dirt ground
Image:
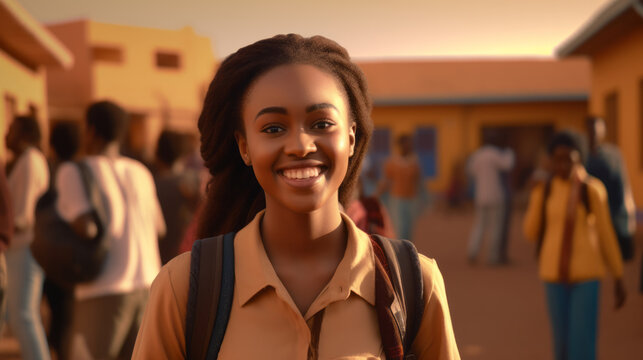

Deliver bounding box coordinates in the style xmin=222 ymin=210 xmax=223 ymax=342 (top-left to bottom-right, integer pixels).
xmin=413 ymin=205 xmax=643 ymax=360
xmin=1 ymin=206 xmax=642 ymax=359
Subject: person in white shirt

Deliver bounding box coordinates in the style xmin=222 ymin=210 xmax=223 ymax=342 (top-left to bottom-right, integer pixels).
xmin=56 ymin=101 xmax=165 ymax=359
xmin=467 ymin=134 xmax=515 ymax=265
xmin=4 ymin=116 xmax=51 ymax=360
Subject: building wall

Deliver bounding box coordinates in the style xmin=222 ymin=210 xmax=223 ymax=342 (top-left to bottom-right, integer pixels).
xmin=88 ymin=22 xmax=215 ymax=157
xmin=0 ymin=48 xmax=48 ymax=159
xmin=371 ymin=101 xmax=587 ymax=193
xmin=46 ymin=21 xmax=92 ymax=122
xmin=46 ymin=21 xmax=216 ymax=160
xmin=589 ymin=25 xmax=643 ymax=206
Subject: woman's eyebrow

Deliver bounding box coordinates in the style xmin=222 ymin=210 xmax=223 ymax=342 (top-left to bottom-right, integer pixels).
xmin=255 ymin=106 xmax=287 ymax=120
xmin=306 ymin=103 xmax=339 ymax=113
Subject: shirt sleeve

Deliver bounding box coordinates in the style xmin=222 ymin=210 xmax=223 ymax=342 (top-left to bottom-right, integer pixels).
xmin=588 ymin=180 xmax=624 ymax=278
xmin=412 ymin=256 xmax=461 ymax=360
xmin=55 ymin=162 xmax=91 ymax=221
xmin=523 ymin=184 xmax=544 ymax=243
xmin=133 ymin=252 xmax=190 ymax=359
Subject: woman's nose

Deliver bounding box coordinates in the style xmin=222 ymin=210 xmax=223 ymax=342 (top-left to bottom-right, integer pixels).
xmin=284 ymin=129 xmax=317 ymax=157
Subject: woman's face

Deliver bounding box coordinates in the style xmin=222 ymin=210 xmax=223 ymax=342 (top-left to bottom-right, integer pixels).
xmin=551 ymin=145 xmax=580 ymax=179
xmin=237 ymin=64 xmax=356 ymax=214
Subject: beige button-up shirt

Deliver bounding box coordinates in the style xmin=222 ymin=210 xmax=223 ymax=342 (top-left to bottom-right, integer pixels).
xmin=133 ymin=211 xmax=460 ymax=359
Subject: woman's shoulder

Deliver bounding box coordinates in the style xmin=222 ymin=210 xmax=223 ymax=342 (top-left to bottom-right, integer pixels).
xmin=417 ymin=253 xmax=446 ymax=296
xmin=154 ymin=252 xmax=192 ymax=311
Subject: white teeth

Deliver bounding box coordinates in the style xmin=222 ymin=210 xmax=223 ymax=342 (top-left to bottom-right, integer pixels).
xmin=283 ymin=167 xmax=321 ymax=180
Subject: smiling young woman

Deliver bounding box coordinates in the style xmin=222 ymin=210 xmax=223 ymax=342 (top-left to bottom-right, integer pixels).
xmin=133 ymin=34 xmax=460 ymax=360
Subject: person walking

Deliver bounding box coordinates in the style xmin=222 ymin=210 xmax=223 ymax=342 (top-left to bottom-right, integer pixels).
xmin=466 ymin=134 xmax=514 ymax=265
xmin=56 ymin=101 xmax=166 ymax=359
xmin=133 ymin=34 xmax=460 ymax=359
xmin=377 ymin=134 xmax=424 ymax=241
xmin=4 ymin=116 xmax=51 ymax=360
xmin=523 ymin=131 xmax=625 ymax=360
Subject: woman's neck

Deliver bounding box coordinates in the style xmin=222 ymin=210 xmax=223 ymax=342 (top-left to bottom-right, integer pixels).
xmin=260 ymin=198 xmax=346 ymax=261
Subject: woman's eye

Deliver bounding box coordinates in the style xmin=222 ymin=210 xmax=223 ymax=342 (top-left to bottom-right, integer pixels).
xmin=261 ymin=125 xmax=284 ymax=134
xmin=312 ymin=120 xmax=335 ymax=130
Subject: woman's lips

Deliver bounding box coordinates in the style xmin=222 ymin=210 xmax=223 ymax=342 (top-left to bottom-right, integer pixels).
xmin=278 ymin=166 xmax=326 ymax=187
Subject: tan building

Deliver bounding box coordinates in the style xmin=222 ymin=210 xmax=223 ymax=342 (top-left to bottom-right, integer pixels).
xmin=0 ymin=0 xmax=73 ymax=159
xmin=358 ymin=59 xmax=590 ymax=198
xmin=558 ymin=0 xmax=643 ymax=207
xmin=46 ymin=20 xmax=216 ymax=160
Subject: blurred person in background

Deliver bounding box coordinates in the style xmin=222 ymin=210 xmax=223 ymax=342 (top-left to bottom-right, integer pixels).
xmin=42 ymin=121 xmax=81 ymax=358
xmin=4 ymin=116 xmax=51 ymax=360
xmin=56 ymin=101 xmax=165 ymax=359
xmin=347 ymin=177 xmax=396 ymax=238
xmin=585 ymin=115 xmax=636 ymax=261
xmin=0 ymin=158 xmax=13 ymax=338
xmin=153 ymin=130 xmax=201 ymax=265
xmin=376 ymin=134 xmax=423 ymax=241
xmin=466 ymin=132 xmax=514 ymax=265
xmin=523 ymin=131 xmax=625 ymax=360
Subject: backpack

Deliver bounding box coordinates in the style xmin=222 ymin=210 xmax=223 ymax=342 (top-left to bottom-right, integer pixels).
xmin=185 ymin=232 xmax=425 ymax=360
xmin=536 ymin=178 xmax=590 ymax=257
xmin=30 ymin=161 xmax=110 ymax=288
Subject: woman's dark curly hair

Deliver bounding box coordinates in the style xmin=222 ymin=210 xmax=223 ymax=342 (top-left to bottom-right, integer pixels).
xmin=197 ymin=34 xmax=373 ymax=238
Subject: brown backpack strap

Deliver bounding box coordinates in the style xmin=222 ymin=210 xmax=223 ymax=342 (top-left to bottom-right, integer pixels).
xmin=370 ymin=235 xmax=424 ymax=359
xmin=536 ymin=178 xmax=552 ymax=258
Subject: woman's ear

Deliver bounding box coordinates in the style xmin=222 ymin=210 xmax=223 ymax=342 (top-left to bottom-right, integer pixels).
xmin=348 ymin=122 xmax=356 ymax=157
xmin=234 ymin=130 xmax=251 ymax=166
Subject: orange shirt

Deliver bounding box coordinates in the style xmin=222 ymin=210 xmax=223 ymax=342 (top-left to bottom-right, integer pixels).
xmin=384 ymin=155 xmax=421 ymax=199
xmin=133 ymin=211 xmax=460 ymax=359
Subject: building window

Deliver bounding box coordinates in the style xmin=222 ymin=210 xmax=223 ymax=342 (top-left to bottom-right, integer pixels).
xmin=362 ymin=128 xmax=391 ymax=195
xmin=156 ymin=51 xmax=181 ymax=69
xmin=604 ymin=91 xmax=619 ymax=145
xmin=92 ymin=46 xmax=124 ymax=63
xmin=414 ymin=127 xmax=437 ymax=178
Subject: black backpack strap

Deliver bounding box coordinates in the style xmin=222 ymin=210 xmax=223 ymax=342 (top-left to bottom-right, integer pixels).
xmin=371 ymin=235 xmax=425 ymax=357
xmin=536 ymin=178 xmax=552 ymax=258
xmin=185 ymin=232 xmax=235 ymax=360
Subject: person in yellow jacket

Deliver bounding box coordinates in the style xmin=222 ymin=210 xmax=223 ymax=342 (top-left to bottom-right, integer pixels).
xmin=523 ymin=131 xmax=626 ymax=360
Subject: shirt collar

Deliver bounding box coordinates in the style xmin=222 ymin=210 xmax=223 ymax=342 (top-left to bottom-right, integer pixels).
xmin=235 ymin=210 xmax=376 ymax=312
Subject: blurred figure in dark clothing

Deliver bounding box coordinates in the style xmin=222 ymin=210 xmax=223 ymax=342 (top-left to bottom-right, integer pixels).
xmin=42 ymin=121 xmax=81 ymax=358
xmin=585 ymin=116 xmax=636 ymax=261
xmin=154 ymin=130 xmax=200 ymax=265
xmin=0 ymin=158 xmax=13 ymax=336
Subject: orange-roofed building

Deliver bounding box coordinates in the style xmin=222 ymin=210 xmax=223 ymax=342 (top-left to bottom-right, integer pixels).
xmin=0 ymin=0 xmax=73 ymax=159
xmin=357 ymin=59 xmax=590 ymax=199
xmin=558 ymin=0 xmax=643 ymax=207
xmin=45 ymin=20 xmax=216 ymax=161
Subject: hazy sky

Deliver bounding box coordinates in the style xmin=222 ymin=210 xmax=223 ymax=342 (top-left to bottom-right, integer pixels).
xmin=18 ymin=0 xmax=612 ymax=59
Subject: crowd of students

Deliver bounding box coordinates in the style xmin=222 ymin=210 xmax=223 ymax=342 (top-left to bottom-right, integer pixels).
xmin=0 ymin=33 xmax=639 ymax=360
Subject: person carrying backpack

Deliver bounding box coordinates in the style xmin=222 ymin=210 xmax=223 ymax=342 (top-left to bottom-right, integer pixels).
xmin=523 ymin=131 xmax=626 ymax=360
xmin=133 ymin=34 xmax=460 ymax=360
